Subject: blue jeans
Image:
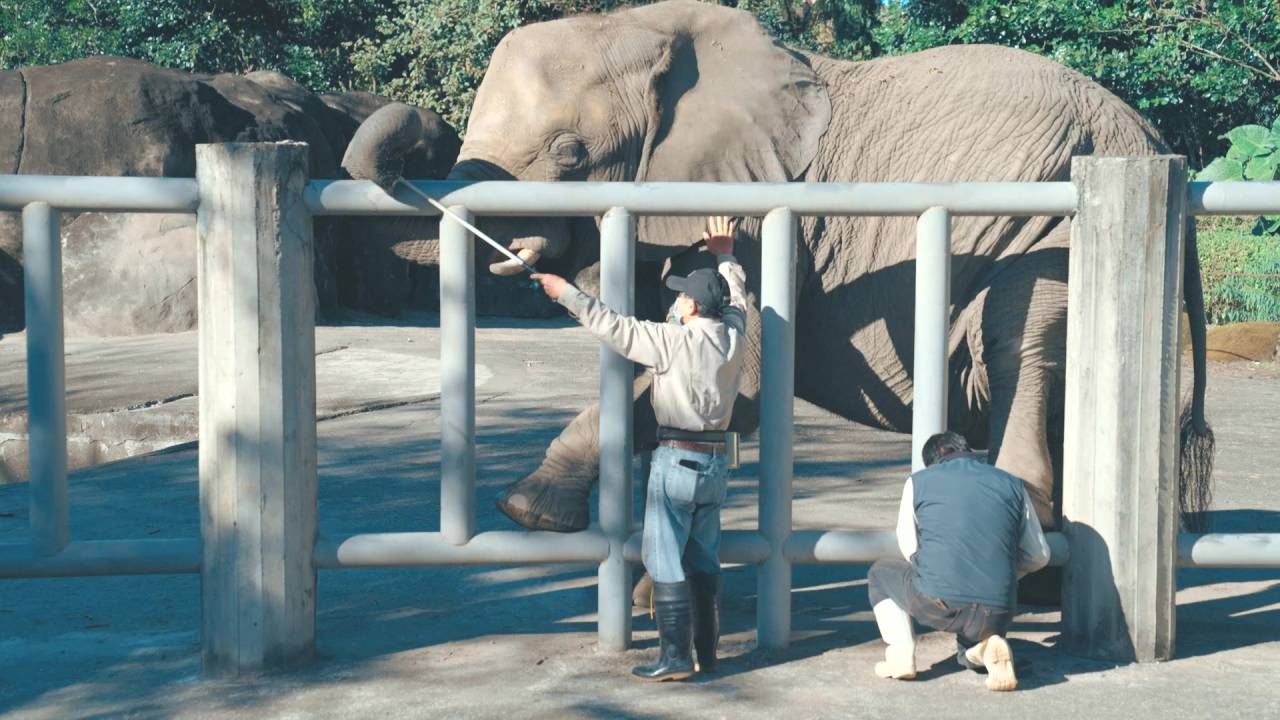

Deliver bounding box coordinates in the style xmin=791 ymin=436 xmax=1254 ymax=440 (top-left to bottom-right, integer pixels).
xmin=641 ymin=445 xmax=729 ymax=583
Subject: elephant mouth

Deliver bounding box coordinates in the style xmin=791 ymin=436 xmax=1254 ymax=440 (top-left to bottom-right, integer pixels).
xmin=448 ymin=158 xmax=571 ymax=275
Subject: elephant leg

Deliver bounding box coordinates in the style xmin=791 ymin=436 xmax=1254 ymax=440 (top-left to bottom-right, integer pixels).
xmin=981 ymin=230 xmax=1069 ymax=529
xmin=497 ymin=373 xmax=659 ymax=532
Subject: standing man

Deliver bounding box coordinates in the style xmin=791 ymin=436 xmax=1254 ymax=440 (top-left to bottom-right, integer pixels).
xmin=531 ymin=216 xmax=747 ymax=682
xmin=867 ymin=431 xmax=1051 ymax=691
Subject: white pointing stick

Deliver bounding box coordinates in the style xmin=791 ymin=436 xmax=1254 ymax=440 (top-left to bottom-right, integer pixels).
xmin=394 ymin=178 xmax=539 ymax=274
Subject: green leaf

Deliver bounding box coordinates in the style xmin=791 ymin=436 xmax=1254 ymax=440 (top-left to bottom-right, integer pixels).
xmin=1226 ymin=125 xmax=1274 ymax=157
xmin=1244 ymin=152 xmax=1280 ymax=181
xmin=1197 ymin=157 xmax=1244 ymax=181
xmin=1272 ymin=116 xmax=1280 ymax=136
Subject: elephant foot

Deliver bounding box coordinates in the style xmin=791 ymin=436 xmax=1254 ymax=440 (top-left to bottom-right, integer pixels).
xmin=495 ymin=472 xmax=592 ymax=533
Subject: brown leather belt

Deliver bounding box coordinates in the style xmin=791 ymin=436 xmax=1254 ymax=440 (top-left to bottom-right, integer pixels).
xmin=660 ymin=438 xmax=724 ymax=454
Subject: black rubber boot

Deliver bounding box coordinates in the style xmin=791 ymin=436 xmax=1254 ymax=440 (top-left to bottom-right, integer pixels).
xmin=631 ymin=581 xmax=695 ymax=682
xmin=689 ymin=573 xmax=721 ymax=672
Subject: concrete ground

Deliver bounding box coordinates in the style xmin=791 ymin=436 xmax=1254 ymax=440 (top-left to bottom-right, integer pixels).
xmin=0 ymin=317 xmax=1277 ymax=719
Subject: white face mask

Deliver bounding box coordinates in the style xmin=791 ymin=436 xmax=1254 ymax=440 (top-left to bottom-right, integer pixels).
xmin=667 ymin=298 xmax=683 ymax=326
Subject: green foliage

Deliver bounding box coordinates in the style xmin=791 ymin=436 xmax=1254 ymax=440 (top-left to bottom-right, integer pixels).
xmin=1197 ymin=216 xmax=1280 ymax=324
xmin=0 ymin=0 xmax=392 ymax=93
xmin=733 ymin=0 xmax=881 ymax=60
xmin=2 ymin=0 xmax=1277 ymax=161
xmin=875 ymin=0 xmax=1280 ymax=168
xmin=1198 ymin=115 xmax=1280 ymax=235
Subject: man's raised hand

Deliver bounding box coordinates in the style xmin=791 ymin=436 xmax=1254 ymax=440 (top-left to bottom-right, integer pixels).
xmin=702 ymin=216 xmax=738 ymax=255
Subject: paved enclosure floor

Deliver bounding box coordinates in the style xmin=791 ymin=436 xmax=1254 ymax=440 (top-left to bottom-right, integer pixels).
xmin=0 ymin=319 xmax=1277 ymax=719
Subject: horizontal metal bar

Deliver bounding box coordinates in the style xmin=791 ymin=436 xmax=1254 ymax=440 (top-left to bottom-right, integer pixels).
xmin=1178 ymin=533 xmax=1280 ymax=568
xmin=622 ymin=530 xmax=771 ymax=565
xmin=784 ymin=529 xmax=1069 ymax=566
xmin=1189 ymin=181 xmax=1280 ymax=215
xmin=314 ymin=530 xmax=612 ymax=568
xmin=0 ymin=539 xmax=201 ymax=578
xmin=306 ymin=180 xmax=1080 ymax=217
xmin=0 ymin=176 xmax=200 ymax=212
xmin=4 ymin=176 xmax=1272 ymax=218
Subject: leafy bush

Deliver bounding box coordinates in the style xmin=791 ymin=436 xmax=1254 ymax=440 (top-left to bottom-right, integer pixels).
xmin=0 ymin=0 xmax=392 ymax=93
xmin=1198 ymin=115 xmax=1280 ymax=235
xmin=1197 ymin=216 xmax=1280 ymax=323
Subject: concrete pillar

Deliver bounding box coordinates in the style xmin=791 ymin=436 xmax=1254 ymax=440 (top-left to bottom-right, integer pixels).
xmin=758 ymin=207 xmax=797 ymax=649
xmin=440 ymin=205 xmax=476 ymax=545
xmin=1062 ymin=156 xmax=1185 ymax=662
xmin=22 ymin=202 xmax=69 ymax=556
xmin=196 ymin=142 xmax=318 ymax=677
xmin=597 ymin=207 xmax=635 ymax=651
xmin=911 ymin=207 xmax=951 ymax=472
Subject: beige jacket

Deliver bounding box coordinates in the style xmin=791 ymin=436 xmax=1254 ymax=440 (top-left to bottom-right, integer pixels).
xmin=557 ymin=254 xmax=748 ymax=431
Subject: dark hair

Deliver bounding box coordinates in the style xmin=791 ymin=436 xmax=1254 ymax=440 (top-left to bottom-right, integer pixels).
xmin=693 ymin=300 xmax=722 ymax=319
xmin=922 ymin=431 xmax=971 ymax=467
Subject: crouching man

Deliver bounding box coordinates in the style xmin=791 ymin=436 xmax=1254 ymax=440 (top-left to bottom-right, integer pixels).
xmin=532 ymin=216 xmax=747 ymax=681
xmin=868 ymin=431 xmax=1051 ymax=691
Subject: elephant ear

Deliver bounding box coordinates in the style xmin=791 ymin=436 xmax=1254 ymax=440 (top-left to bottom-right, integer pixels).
xmin=624 ymin=2 xmax=831 ymax=260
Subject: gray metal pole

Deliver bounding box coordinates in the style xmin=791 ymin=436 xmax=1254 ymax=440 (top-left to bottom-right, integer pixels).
xmin=22 ymin=202 xmax=68 ymax=557
xmin=305 ymin=179 xmax=1080 ymax=218
xmin=440 ymin=205 xmax=476 ymax=546
xmin=758 ymin=207 xmax=797 ymax=649
xmin=597 ymin=207 xmax=635 ymax=651
xmin=911 ymin=207 xmax=951 ymax=471
xmin=196 ymin=142 xmax=318 ymax=677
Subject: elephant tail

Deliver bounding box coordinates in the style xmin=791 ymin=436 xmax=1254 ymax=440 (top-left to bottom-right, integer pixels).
xmin=1179 ymin=219 xmax=1215 ymax=533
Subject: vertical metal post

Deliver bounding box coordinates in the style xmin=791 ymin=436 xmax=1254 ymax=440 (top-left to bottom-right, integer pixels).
xmin=1062 ymin=156 xmax=1183 ymax=661
xmin=912 ymin=207 xmax=951 ymax=471
xmin=22 ymin=202 xmax=68 ymax=557
xmin=440 ymin=205 xmax=476 ymax=546
xmin=758 ymin=207 xmax=796 ymax=649
xmin=598 ymin=207 xmax=635 ymax=651
xmin=197 ymin=142 xmax=317 ymax=677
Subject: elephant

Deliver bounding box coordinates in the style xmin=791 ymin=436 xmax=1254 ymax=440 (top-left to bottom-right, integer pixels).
xmin=0 ymin=56 xmax=461 ymax=336
xmin=344 ymin=0 xmax=1214 ymax=535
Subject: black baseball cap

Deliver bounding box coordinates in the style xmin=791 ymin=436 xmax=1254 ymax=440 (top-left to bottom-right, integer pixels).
xmin=666 ymin=268 xmax=728 ymax=311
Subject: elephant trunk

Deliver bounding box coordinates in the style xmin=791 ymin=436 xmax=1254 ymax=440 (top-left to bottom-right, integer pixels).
xmin=1179 ymin=220 xmax=1215 ymax=532
xmin=342 ymin=102 xmax=423 ymax=192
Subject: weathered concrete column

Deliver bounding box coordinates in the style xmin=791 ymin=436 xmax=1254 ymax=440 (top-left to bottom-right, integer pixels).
xmin=196 ymin=142 xmax=318 ymax=677
xmin=1062 ymin=156 xmax=1185 ymax=662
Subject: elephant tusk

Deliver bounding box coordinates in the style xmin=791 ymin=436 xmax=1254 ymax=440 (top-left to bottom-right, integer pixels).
xmin=490 ymin=248 xmax=541 ymax=276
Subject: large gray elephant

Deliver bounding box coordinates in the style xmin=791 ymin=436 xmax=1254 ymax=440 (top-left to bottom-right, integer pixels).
xmin=0 ymin=56 xmax=461 ymax=336
xmin=345 ymin=0 xmax=1213 ymax=533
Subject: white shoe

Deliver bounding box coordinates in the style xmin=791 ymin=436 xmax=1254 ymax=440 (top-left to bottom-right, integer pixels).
xmin=874 ymin=645 xmax=917 ymax=680
xmin=872 ymin=599 xmax=917 ymax=680
xmin=981 ymin=635 xmax=1017 ymax=691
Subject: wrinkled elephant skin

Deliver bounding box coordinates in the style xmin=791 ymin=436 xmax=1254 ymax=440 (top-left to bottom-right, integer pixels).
xmin=350 ymin=0 xmax=1214 ymax=534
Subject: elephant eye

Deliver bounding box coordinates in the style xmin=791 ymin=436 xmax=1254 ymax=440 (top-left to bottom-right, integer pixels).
xmin=548 ymin=134 xmax=589 ymax=169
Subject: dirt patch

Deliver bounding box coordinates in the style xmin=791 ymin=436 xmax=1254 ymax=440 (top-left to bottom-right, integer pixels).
xmin=1182 ymin=318 xmax=1280 ymax=363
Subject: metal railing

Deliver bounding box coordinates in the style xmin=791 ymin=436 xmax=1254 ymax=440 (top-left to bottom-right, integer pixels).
xmin=1 ymin=156 xmax=1278 ymax=675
